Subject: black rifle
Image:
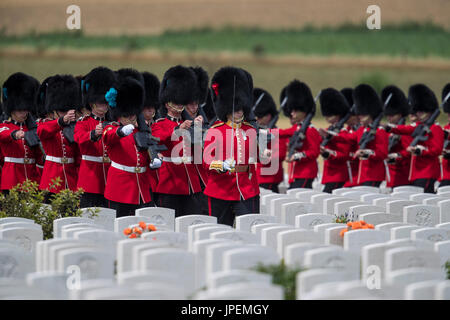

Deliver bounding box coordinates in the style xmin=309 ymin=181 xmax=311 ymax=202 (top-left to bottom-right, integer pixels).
xmin=321 ymin=104 xmax=356 ymax=147
xmin=287 ymin=92 xmax=320 ymax=159
xmin=388 ymin=116 xmax=406 ymax=152
xmin=62 ymin=122 xmax=76 ymax=144
xmin=181 ymin=103 xmax=210 ymax=145
xmin=24 ymin=114 xmax=46 ymax=158
xmin=266 ymin=96 xmax=288 ymax=129
xmin=358 ymin=93 xmax=393 ymax=150
xmin=444 ymin=130 xmax=450 ymax=159
xmin=134 ymin=113 xmax=167 ymax=162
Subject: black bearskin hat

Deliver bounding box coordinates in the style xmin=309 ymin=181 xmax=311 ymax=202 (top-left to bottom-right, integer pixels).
xmin=141 ymin=72 xmax=160 ymax=109
xmin=45 ymin=75 xmax=80 ymax=113
xmin=340 ymin=88 xmax=354 ymax=108
xmin=280 ymin=80 xmax=315 ymax=114
xmin=159 ymin=65 xmax=199 ymax=106
xmin=210 ymin=66 xmax=253 ymax=122
xmin=353 ymin=84 xmax=382 ymax=119
xmin=116 ymin=68 xmax=144 ymax=87
xmin=202 ymin=87 xmax=217 ymax=122
xmin=279 ymin=86 xmax=290 ymax=117
xmin=319 ymin=88 xmax=350 ymax=117
xmin=408 ymin=84 xmax=438 ymax=114
xmin=381 ymin=85 xmax=409 ymax=117
xmin=36 ymin=76 xmax=53 ymax=118
xmin=190 ymin=66 xmax=209 ymax=105
xmin=253 ymin=88 xmax=277 ymax=119
xmin=82 ymin=66 xmax=117 ymax=106
xmin=2 ymin=72 xmax=40 ymax=116
xmin=441 ymin=83 xmax=450 ymax=113
xmin=109 ymin=77 xmax=144 ymax=119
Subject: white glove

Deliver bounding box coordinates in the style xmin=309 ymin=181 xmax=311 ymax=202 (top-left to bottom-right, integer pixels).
xmin=149 ymin=158 xmax=162 ymax=169
xmin=292 ymin=152 xmax=305 ymax=161
xmin=223 ymin=159 xmax=236 ymax=172
xmin=121 ymin=124 xmax=135 ymax=136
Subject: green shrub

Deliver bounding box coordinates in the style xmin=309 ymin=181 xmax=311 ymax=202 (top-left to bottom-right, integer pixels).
xmin=0 ymin=178 xmax=95 ymax=239
xmin=254 ymin=261 xmax=306 ymax=300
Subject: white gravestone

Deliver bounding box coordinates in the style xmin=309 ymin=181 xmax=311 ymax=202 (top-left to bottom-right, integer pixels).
xmin=223 ymin=246 xmax=280 ymax=272
xmin=295 ymin=214 xmax=333 ymax=230
xmin=437 ymin=199 xmax=450 ymax=223
xmin=386 ymin=200 xmax=417 ymax=216
xmin=81 ymin=207 xmax=116 ymax=231
xmin=303 ymin=246 xmax=360 ymax=278
xmin=210 ymin=230 xmax=258 ymax=244
xmin=135 ymin=207 xmax=176 ymax=231
xmin=141 ymin=231 xmax=188 ymax=250
xmin=284 ymin=243 xmax=327 ymax=268
xmin=384 ymin=247 xmax=442 ymax=274
xmin=235 ymin=214 xmax=277 ymax=232
xmin=53 ymin=217 xmax=95 ymax=238
xmin=343 ymin=229 xmax=390 ymax=253
xmin=207 ymin=270 xmax=272 ymax=290
xmin=403 ymin=205 xmax=440 ymax=227
xmin=359 ymin=213 xmax=402 ymax=225
xmin=280 ymin=202 xmax=312 ymax=225
xmin=411 ymin=227 xmax=449 ymax=243
xmin=0 ymin=247 xmax=33 ymax=279
xmin=277 ymin=229 xmax=321 ymax=257
xmin=175 ymin=215 xmax=217 ymax=233
xmin=390 ymin=225 xmax=422 ymax=240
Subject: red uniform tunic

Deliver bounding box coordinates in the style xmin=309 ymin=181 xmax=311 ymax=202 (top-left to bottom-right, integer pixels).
xmin=152 ymin=117 xmax=202 ymax=195
xmin=102 ymin=123 xmax=152 ymax=205
xmin=278 ymin=123 xmax=321 ymax=184
xmin=0 ymin=120 xmax=40 ymax=190
xmin=339 ymin=126 xmax=389 ymax=184
xmin=74 ymin=115 xmax=111 ymax=195
xmin=256 ymin=128 xmax=288 ymax=185
xmin=321 ymin=126 xmax=352 ymax=184
xmin=203 ymin=121 xmax=260 ymax=201
xmin=37 ymin=118 xmax=80 ymax=193
xmin=442 ymin=123 xmax=450 ymax=181
xmin=391 ymin=122 xmax=444 ymax=181
xmin=386 ymin=133 xmax=412 ymax=187
xmin=343 ymin=125 xmax=359 ymax=187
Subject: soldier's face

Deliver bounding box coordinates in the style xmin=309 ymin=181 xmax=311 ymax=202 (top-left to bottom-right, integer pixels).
xmin=291 ymin=110 xmax=306 ymax=123
xmin=228 ymin=110 xmax=244 ymax=123
xmin=346 ymin=115 xmax=358 ymax=127
xmin=120 ymin=114 xmax=137 ymax=126
xmin=416 ymin=111 xmax=430 ymax=122
xmin=256 ymin=114 xmax=271 ymax=126
xmin=11 ymin=110 xmax=28 ymax=123
xmin=358 ymin=115 xmax=372 ymax=126
xmin=92 ymin=103 xmax=108 ymax=117
xmin=325 ymin=115 xmax=339 ymax=125
xmin=142 ymin=107 xmax=156 ymax=121
xmin=386 ymin=114 xmax=402 ymax=124
xmin=185 ymin=102 xmax=198 ymax=117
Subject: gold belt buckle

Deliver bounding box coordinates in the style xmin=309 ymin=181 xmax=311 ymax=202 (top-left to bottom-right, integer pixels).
xmin=182 ymin=156 xmax=188 ymax=164
xmin=24 ymin=158 xmax=30 ymax=164
xmin=62 ymin=157 xmax=68 ymax=164
xmin=134 ymin=167 xmax=141 ymax=173
xmin=103 ymin=156 xmax=111 ymax=163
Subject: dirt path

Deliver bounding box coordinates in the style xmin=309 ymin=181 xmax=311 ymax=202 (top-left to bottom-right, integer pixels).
xmin=1 ymin=0 xmax=449 ymax=35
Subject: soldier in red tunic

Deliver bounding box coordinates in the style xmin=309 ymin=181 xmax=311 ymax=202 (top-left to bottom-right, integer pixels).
xmin=74 ymin=67 xmax=116 ymax=208
xmin=37 ymin=75 xmax=81 ymax=194
xmin=252 ymin=87 xmax=287 ymax=193
xmin=0 ymin=72 xmax=41 ymax=191
xmin=440 ymin=83 xmax=450 ymax=187
xmin=388 ymin=84 xmax=444 ymax=193
xmin=317 ymin=88 xmax=352 ymax=193
xmin=141 ymin=71 xmax=162 ymax=204
xmin=151 ymin=65 xmax=203 ymax=217
xmin=102 ymin=76 xmax=154 ymax=217
xmin=381 ymin=85 xmax=412 ymax=188
xmin=203 ymin=66 xmax=260 ymax=226
xmin=337 ymin=84 xmax=389 ymax=187
xmin=277 ymin=80 xmax=321 ymax=189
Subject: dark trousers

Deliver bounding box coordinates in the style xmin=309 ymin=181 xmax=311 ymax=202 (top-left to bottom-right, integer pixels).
xmin=439 ymin=180 xmax=450 ymax=188
xmin=413 ymin=178 xmax=437 ymax=193
xmin=289 ymin=178 xmax=314 ymax=190
xmin=158 ymin=193 xmax=205 ymax=218
xmin=260 ymin=183 xmax=280 ymax=193
xmin=208 ymin=195 xmax=260 ymax=227
xmin=361 ymin=181 xmax=382 ymax=187
xmin=322 ymin=181 xmax=345 ymax=194
xmin=80 ymin=192 xmax=110 ymax=208
xmin=110 ymin=200 xmax=154 ymax=218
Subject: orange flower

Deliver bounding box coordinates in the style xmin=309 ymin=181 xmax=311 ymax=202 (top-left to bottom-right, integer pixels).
xmin=340 ymin=229 xmax=348 ymax=237
xmin=347 ymin=222 xmax=352 ymax=227
xmin=139 ymin=221 xmax=147 ymax=229
xmin=129 ymin=233 xmax=137 ymax=239
xmin=351 ymin=222 xmax=362 ymax=229
xmin=360 ymin=221 xmax=366 ymax=226
xmin=133 ymin=227 xmax=143 ymax=235
xmin=147 ymin=224 xmax=157 ymax=232
xmin=123 ymin=228 xmax=132 ymax=236
xmin=367 ymin=224 xmax=374 ymax=229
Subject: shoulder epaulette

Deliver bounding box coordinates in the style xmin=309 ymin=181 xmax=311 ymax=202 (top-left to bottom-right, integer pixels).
xmin=210 ymin=121 xmax=225 ymax=129
xmin=154 ymin=118 xmax=165 ymax=123
xmin=78 ymin=115 xmax=89 ymax=121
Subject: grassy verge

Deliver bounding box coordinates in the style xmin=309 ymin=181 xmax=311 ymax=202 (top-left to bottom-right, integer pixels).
xmin=1 ymin=22 xmax=449 ymax=58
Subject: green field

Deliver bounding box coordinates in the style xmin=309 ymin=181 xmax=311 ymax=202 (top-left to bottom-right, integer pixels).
xmin=1 ymin=23 xmax=450 ymax=58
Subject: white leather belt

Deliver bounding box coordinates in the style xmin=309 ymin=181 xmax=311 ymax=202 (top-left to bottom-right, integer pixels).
xmin=4 ymin=157 xmax=36 ymax=164
xmin=111 ymin=161 xmax=147 ymax=173
xmin=82 ymin=155 xmax=111 ymax=163
xmin=46 ymin=156 xmax=75 ymax=164
xmin=162 ymin=156 xmax=192 ymax=164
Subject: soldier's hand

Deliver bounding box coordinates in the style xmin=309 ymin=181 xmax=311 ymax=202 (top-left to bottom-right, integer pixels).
xmin=318 ymin=128 xmax=328 ymax=138
xmin=14 ymin=130 xmax=25 ymax=140
xmin=355 ymin=149 xmax=369 ymax=159
xmin=150 ymin=158 xmax=162 ymax=169
xmin=194 ymin=116 xmax=203 ymax=125
xmin=95 ymin=123 xmax=103 ymax=137
xmin=121 ymin=124 xmax=135 ymax=136
xmin=63 ymin=110 xmax=76 ymax=124
xmin=180 ymin=120 xmax=193 ymax=130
